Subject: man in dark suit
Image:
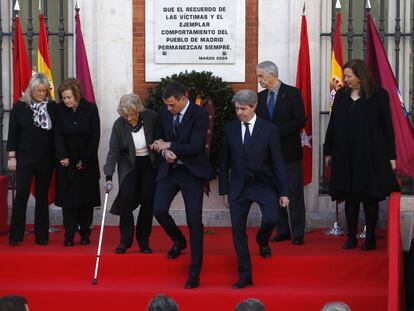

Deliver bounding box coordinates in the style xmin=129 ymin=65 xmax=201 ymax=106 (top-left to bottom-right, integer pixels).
xmin=219 ymin=89 xmax=289 ymax=289
xmin=256 ymin=61 xmax=307 ymax=245
xmin=151 ymin=81 xmax=214 ymax=289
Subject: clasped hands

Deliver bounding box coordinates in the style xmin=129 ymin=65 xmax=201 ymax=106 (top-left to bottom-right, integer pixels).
xmin=150 ymin=139 xmax=177 ymax=163
xmin=60 ymin=158 xmax=84 ymax=170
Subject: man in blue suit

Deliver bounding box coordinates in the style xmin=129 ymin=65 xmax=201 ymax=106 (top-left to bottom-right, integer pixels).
xmin=219 ymin=89 xmax=289 ymax=289
xmin=151 ymin=81 xmax=214 ymax=289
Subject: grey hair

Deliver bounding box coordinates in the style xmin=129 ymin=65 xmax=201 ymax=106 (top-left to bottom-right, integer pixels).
xmin=321 ymin=302 xmax=352 ymax=311
xmin=147 ymin=294 xmax=179 ymax=311
xmin=233 ymin=89 xmax=258 ymax=107
xmin=256 ymin=61 xmax=279 ymax=78
xmin=235 ymin=298 xmax=266 ymax=311
xmin=117 ymin=93 xmax=145 ymax=117
xmin=21 ymin=73 xmax=51 ymax=104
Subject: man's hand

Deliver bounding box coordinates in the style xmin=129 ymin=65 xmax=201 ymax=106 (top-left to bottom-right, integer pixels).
xmin=390 ymin=159 xmax=396 ymax=170
xmin=150 ymin=139 xmax=171 ymax=152
xmin=164 ymin=150 xmax=177 ymax=163
xmin=222 ymin=194 xmax=229 ymax=209
xmin=60 ymin=158 xmax=69 ymax=167
xmin=279 ymin=196 xmax=289 ymax=208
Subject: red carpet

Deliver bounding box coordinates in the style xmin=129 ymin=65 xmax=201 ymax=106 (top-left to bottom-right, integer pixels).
xmin=0 ymin=226 xmax=387 ymax=311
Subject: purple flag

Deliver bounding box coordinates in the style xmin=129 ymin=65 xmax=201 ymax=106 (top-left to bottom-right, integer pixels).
xmin=75 ymin=11 xmax=96 ymax=103
xmin=366 ymin=14 xmax=414 ymax=178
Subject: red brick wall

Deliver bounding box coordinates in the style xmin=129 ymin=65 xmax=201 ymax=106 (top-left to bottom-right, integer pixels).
xmin=132 ymin=0 xmax=258 ymax=101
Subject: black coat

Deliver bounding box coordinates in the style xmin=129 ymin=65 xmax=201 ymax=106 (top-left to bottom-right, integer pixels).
xmin=103 ymin=109 xmax=159 ymax=215
xmin=54 ymin=99 xmax=101 ymax=209
xmin=7 ymin=100 xmax=56 ymax=168
xmin=257 ymin=82 xmax=306 ymax=163
xmin=323 ymin=87 xmax=400 ymax=201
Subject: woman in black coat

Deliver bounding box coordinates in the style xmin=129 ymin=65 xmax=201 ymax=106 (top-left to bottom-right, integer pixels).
xmin=324 ymin=59 xmax=400 ymax=251
xmin=103 ymin=93 xmax=158 ymax=254
xmin=7 ymin=73 xmax=55 ymax=246
xmin=55 ymin=78 xmax=101 ymax=246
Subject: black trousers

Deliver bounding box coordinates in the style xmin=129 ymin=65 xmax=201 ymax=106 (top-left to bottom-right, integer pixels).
xmin=62 ymin=207 xmax=94 ymax=240
xmin=345 ymin=200 xmax=379 ymax=241
xmin=118 ymin=156 xmax=156 ymax=247
xmin=154 ymin=165 xmax=204 ymax=277
xmin=10 ymin=161 xmax=53 ymax=243
xmin=276 ymin=160 xmax=306 ymax=238
xmin=229 ymin=180 xmax=278 ymax=280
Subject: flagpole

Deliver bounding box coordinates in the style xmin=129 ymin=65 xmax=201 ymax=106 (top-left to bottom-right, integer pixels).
xmin=323 ymin=0 xmax=345 ymax=237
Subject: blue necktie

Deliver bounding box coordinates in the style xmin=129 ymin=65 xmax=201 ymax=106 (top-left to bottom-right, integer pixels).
xmin=243 ymin=122 xmax=251 ymax=146
xmin=173 ymin=112 xmax=181 ymax=135
xmin=268 ymin=91 xmax=275 ymax=119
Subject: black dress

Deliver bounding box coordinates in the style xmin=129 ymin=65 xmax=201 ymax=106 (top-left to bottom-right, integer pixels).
xmin=54 ymin=98 xmax=101 ymax=241
xmin=324 ymin=87 xmax=400 ymax=201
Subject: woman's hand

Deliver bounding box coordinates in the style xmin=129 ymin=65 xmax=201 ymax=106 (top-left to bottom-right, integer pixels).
xmin=390 ymin=159 xmax=396 ymax=170
xmin=76 ymin=160 xmax=84 ymax=170
xmin=105 ymin=180 xmax=113 ymax=193
xmin=60 ymin=158 xmax=69 ymax=167
xmin=325 ymin=155 xmax=332 ymax=168
xmin=7 ymin=158 xmax=17 ymax=171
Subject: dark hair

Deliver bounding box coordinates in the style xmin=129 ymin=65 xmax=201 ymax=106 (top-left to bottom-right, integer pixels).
xmin=162 ymin=80 xmax=186 ymax=101
xmin=235 ymin=298 xmax=265 ymax=311
xmin=0 ymin=295 xmax=27 ymax=311
xmin=343 ymin=59 xmax=376 ymax=97
xmin=58 ymin=77 xmax=83 ymax=102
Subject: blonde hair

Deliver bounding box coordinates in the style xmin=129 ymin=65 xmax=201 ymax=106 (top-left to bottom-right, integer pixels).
xmin=21 ymin=73 xmax=51 ymax=104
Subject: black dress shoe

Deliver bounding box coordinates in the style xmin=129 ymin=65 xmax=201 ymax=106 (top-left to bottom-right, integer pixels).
xmin=64 ymin=239 xmax=74 ymax=247
xmin=270 ymin=234 xmax=291 ymax=242
xmin=167 ymin=241 xmax=187 ymax=259
xmin=342 ymin=238 xmax=357 ymax=250
xmin=259 ymin=245 xmax=271 ymax=258
xmin=292 ymin=236 xmax=304 ymax=245
xmin=140 ymin=246 xmax=152 ymax=254
xmin=35 ymin=240 xmax=48 ymax=246
xmin=9 ymin=239 xmax=20 ymax=246
xmin=184 ymin=275 xmax=200 ymax=289
xmin=361 ymin=240 xmax=376 ymax=251
xmin=80 ymin=237 xmax=90 ymax=245
xmin=115 ymin=244 xmax=128 ymax=254
xmin=232 ymin=278 xmax=253 ymax=289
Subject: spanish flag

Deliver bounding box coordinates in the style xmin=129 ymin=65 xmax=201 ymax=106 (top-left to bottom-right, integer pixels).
xmin=329 ymin=12 xmax=344 ymax=107
xmin=34 ymin=13 xmax=56 ymax=204
xmin=37 ymin=13 xmax=55 ymax=98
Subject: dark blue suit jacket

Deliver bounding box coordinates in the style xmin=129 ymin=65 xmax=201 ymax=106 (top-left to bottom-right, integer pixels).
xmin=219 ymin=117 xmax=288 ymax=201
xmin=156 ymin=101 xmax=214 ymax=182
xmin=257 ymin=82 xmax=306 ymax=163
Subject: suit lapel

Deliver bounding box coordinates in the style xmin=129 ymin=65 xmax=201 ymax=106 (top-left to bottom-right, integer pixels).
xmin=245 ymin=118 xmax=263 ymax=150
xmin=273 ymin=82 xmax=287 ymax=119
xmin=175 ymin=102 xmax=194 ymax=139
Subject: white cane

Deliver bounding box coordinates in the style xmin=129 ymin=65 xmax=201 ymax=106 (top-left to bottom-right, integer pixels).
xmin=92 ymin=183 xmax=112 ymax=285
